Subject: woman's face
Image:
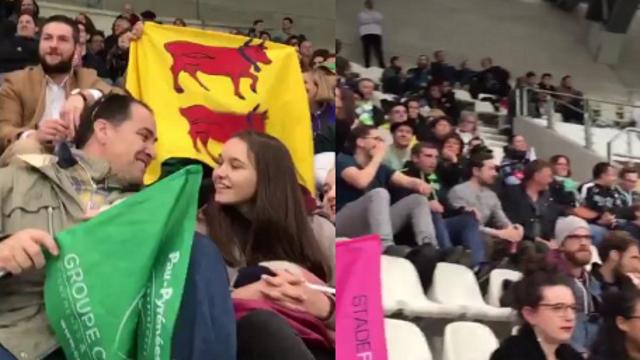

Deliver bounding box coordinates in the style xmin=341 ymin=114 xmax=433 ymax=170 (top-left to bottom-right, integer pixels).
xmin=323 ymin=168 xmax=336 ymax=222
xmin=617 ymin=301 xmax=640 ymax=349
xmin=21 ymin=0 xmax=35 ymax=14
xmin=553 ymin=157 xmax=570 ymax=177
xmin=443 ymin=138 xmax=462 ymax=156
xmin=114 ymin=18 xmax=131 ymax=35
xmin=512 ymin=135 xmax=528 ymax=152
xmin=523 ymin=285 xmax=576 ymax=344
xmin=213 ymin=137 xmax=258 ymax=205
xmin=303 ymin=72 xmax=318 ymax=101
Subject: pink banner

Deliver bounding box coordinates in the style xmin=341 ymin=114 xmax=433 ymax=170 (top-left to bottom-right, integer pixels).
xmin=336 ymin=235 xmax=388 ymax=360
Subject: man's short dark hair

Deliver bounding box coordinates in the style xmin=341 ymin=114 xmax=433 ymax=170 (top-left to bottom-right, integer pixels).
xmin=344 ymin=125 xmax=376 ymax=155
xmin=283 ymin=17 xmax=293 ymax=23
xmin=593 ymin=162 xmax=613 ymax=180
xmin=89 ymin=30 xmax=105 ymax=40
xmin=526 ymin=71 xmax=536 ymax=78
xmin=140 ymin=10 xmax=157 ymax=20
xmin=542 ymin=73 xmax=552 ymax=79
xmin=17 ymin=12 xmax=36 ymax=23
xmin=74 ymin=94 xmax=153 ymax=149
xmin=467 ymin=147 xmax=494 ymax=173
xmin=411 ymin=141 xmax=438 ymax=157
xmin=390 ymin=120 xmax=414 ymax=134
xmin=42 ymin=15 xmax=79 ymax=44
xmin=523 ymin=159 xmax=552 ymax=184
xmin=598 ymin=231 xmax=638 ymax=262
xmin=620 ymin=167 xmax=638 ymax=179
xmin=253 ymin=19 xmax=264 ymax=26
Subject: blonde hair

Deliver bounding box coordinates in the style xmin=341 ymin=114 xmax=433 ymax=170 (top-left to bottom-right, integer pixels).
xmin=305 ymin=68 xmax=335 ymax=104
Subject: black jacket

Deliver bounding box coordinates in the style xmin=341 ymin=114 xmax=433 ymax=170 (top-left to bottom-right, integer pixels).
xmin=500 ymin=184 xmax=562 ymax=241
xmin=0 ymin=35 xmax=38 ymax=73
xmin=490 ymin=326 xmax=583 ymax=360
xmin=591 ymin=263 xmax=637 ymax=295
xmin=82 ymin=51 xmax=110 ymax=79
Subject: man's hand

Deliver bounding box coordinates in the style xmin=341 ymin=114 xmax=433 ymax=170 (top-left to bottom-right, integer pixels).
xmin=465 ymin=207 xmax=481 ymax=222
xmin=498 ymin=225 xmax=524 ymax=243
xmin=598 ymin=212 xmax=616 ymax=226
xmin=131 ymin=21 xmax=144 ymax=40
xmin=441 ymin=149 xmax=458 ymax=163
xmin=60 ymin=92 xmax=94 ymax=134
xmin=0 ymin=229 xmax=59 ymax=275
xmin=430 ymin=200 xmax=444 ymax=214
xmin=370 ymin=143 xmax=386 ymax=160
xmin=412 ymin=178 xmax=432 ymax=195
xmin=35 ymin=119 xmax=71 ymax=144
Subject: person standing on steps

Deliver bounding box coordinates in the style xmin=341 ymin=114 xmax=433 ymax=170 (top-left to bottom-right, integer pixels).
xmin=357 ymin=0 xmax=385 ymax=68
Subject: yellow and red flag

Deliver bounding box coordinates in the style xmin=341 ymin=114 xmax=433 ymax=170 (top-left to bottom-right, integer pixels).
xmin=126 ymin=23 xmax=314 ymax=192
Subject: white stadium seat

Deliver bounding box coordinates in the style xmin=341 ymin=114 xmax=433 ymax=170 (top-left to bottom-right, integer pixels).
xmin=381 ymin=255 xmax=464 ymax=319
xmin=586 ymin=245 xmax=601 ymax=272
xmin=428 ymin=262 xmax=515 ymax=321
xmin=442 ymin=321 xmax=499 ymax=360
xmin=384 ymin=318 xmax=433 ymax=360
xmin=454 ymin=89 xmax=473 ymax=102
xmin=484 ymin=269 xmax=523 ymax=307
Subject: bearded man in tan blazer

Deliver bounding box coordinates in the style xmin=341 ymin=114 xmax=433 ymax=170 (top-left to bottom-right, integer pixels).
xmin=0 ymin=14 xmax=122 ymax=162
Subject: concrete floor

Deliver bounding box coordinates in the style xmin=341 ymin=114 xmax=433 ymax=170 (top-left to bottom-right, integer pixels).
xmin=337 ymin=0 xmax=639 ymax=102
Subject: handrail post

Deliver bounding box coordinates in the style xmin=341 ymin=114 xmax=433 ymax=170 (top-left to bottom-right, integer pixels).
xmin=546 ymin=96 xmax=554 ymax=130
xmin=515 ymin=87 xmax=521 ymax=118
xmin=522 ymin=87 xmax=528 ymax=118
xmin=584 ymin=99 xmax=594 ymax=150
xmin=628 ymin=130 xmax=633 ymax=158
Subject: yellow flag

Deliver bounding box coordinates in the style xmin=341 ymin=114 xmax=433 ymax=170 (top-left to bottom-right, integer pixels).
xmin=126 ymin=23 xmax=314 ymax=192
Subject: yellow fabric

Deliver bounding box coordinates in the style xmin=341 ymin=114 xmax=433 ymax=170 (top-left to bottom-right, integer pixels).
xmin=126 ymin=23 xmax=314 ymax=192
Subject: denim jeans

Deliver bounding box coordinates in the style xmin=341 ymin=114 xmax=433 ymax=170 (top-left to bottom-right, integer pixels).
xmin=433 ymin=213 xmax=485 ymax=266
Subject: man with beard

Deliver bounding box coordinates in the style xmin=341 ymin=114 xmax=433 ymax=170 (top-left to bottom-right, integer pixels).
xmin=0 ymin=15 xmax=118 ymax=161
xmin=592 ymin=231 xmax=640 ymax=294
xmin=546 ymin=216 xmax=602 ymax=354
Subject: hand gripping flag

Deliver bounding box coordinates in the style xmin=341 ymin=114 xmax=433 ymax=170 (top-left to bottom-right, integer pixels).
xmin=126 ymin=23 xmax=315 ymax=193
xmin=44 ymin=165 xmax=201 ymax=360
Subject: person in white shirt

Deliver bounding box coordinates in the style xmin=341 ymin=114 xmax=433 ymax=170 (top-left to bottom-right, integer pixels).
xmin=358 ymin=0 xmax=385 ymax=68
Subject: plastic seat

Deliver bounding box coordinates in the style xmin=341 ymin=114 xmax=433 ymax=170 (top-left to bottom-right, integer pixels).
xmin=442 ymin=321 xmax=499 ymax=360
xmin=384 ymin=318 xmax=433 ymax=360
xmin=454 ymin=89 xmax=473 ymax=102
xmin=381 ymin=255 xmax=464 ymax=319
xmin=485 ymin=269 xmax=523 ymax=307
xmin=428 ymin=262 xmax=515 ymax=321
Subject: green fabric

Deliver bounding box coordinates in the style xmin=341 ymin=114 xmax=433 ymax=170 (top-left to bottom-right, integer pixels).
xmin=44 ymin=165 xmax=202 ymax=360
xmin=556 ymin=176 xmax=578 ymax=192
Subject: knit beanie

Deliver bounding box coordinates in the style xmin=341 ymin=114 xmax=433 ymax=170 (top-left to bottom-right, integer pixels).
xmin=554 ymin=216 xmax=590 ymax=245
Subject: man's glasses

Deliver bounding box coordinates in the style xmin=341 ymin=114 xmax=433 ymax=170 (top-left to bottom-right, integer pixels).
xmin=565 ymin=235 xmax=593 ymax=242
xmin=538 ymin=303 xmax=577 ymax=315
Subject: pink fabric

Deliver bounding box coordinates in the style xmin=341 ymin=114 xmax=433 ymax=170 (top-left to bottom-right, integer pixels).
xmin=234 ymin=299 xmax=334 ymax=349
xmin=336 ymin=235 xmax=388 ymax=360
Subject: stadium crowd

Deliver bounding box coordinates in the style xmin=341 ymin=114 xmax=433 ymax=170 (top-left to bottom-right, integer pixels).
xmin=0 ymin=2 xmax=337 ymax=359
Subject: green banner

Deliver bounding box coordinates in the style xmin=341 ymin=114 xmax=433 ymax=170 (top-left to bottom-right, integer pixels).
xmin=44 ymin=165 xmax=202 ymax=360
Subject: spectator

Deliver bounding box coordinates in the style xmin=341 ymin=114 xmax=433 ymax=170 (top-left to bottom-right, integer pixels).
xmin=335 ymin=125 xmax=437 ymax=250
xmin=405 ymin=98 xmax=428 ymax=130
xmin=104 ymin=15 xmax=131 ymax=53
xmin=106 ymin=30 xmax=132 ymax=86
xmin=448 ymin=148 xmax=525 ymax=248
xmin=335 ymin=86 xmax=356 ymax=154
xmin=418 ymin=116 xmax=452 ymax=147
xmin=286 ymin=34 xmax=300 ymax=47
xmin=579 ymin=162 xmax=626 ymax=245
xmin=589 ymin=289 xmax=640 ymax=360
xmin=0 ymin=15 xmax=117 ymax=158
xmin=311 ymin=48 xmax=331 ymax=68
xmin=378 ymin=102 xmax=410 ymax=145
xmin=524 ymin=71 xmax=541 ymax=117
xmin=440 ymin=80 xmax=460 ymax=121
xmin=75 ymin=12 xmax=96 ymax=35
xmin=430 ymin=50 xmax=456 ymax=83
xmin=381 ymin=55 xmax=404 ymax=95
xmin=455 ymin=59 xmax=477 ymax=88
xmin=358 ymin=0 xmax=384 ymax=68
xmin=392 ymin=142 xmax=486 ymax=267
xmin=538 ymin=72 xmax=556 ymax=102
xmin=425 ymin=83 xmax=445 ymax=114
xmin=87 ymin=30 xmax=106 ymax=61
xmin=140 ymin=10 xmax=157 ymax=23
xmin=0 ymin=13 xmax=38 ymax=74
xmin=437 ymin=133 xmax=465 ymax=190
xmin=490 ymin=270 xmax=582 ymax=360
xmin=299 ymin=39 xmax=314 ymax=70
xmin=77 ymin=21 xmax=109 ymax=80
xmin=501 ymin=134 xmax=534 ymax=185
xmin=469 ymin=57 xmax=511 ymax=99
xmin=259 ymin=31 xmax=271 ymax=42
xmin=618 ymin=167 xmax=640 ymax=207
xmin=622 ymin=204 xmax=640 ymax=241
xmin=467 ymin=136 xmax=484 ymax=154
xmin=383 ymin=120 xmax=413 ymax=170
xmin=592 ymin=231 xmax=640 ymax=295
xmin=456 ymin=111 xmax=480 ymax=147
xmin=273 ymin=16 xmax=295 ymax=43
xmin=121 ymin=3 xmax=134 ymax=18
xmin=557 ymin=75 xmax=584 ymax=124
xmin=546 ymin=216 xmax=602 ymax=353
xmin=173 ymin=17 xmax=187 ymax=27
xmin=354 ymin=78 xmax=384 ymax=126
xmin=303 ymin=68 xmax=335 ymax=154
xmin=405 ymin=54 xmax=431 ymax=94
xmin=500 ymin=160 xmax=562 ymax=248
xmin=549 ymin=154 xmax=579 ymax=208
xmin=0 ymin=0 xmax=39 ymax=38
xmin=322 ymin=168 xmax=336 ymax=223
xmin=248 ymin=19 xmax=264 ymax=38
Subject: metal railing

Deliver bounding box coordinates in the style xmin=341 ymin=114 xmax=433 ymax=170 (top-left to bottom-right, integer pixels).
xmin=607 ymin=127 xmax=640 ymax=162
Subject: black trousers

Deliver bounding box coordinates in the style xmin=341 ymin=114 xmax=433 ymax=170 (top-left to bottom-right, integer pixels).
xmin=361 ymin=34 xmax=385 ymax=68
xmin=237 ymin=310 xmax=334 ymax=360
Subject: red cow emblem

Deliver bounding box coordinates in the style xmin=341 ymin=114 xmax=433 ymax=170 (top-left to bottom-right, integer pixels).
xmin=165 ymin=38 xmax=272 ymax=100
xmin=179 ymin=104 xmax=267 ymax=157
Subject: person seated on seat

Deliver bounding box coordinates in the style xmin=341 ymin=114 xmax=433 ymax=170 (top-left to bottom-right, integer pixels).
xmin=578 ymin=163 xmax=627 ymax=246
xmin=0 ymin=15 xmax=119 ymax=162
xmin=391 ymin=142 xmax=485 ymax=268
xmin=557 ymin=75 xmax=584 ymax=124
xmin=549 ymin=154 xmax=579 ymax=209
xmin=469 ymin=57 xmax=511 ymax=99
xmin=429 ymin=50 xmax=456 ymax=84
xmin=417 ymin=115 xmax=452 ymax=146
xmin=448 ymin=147 xmax=524 ymax=258
xmin=436 ymin=132 xmax=465 ymax=190
xmin=500 ymin=134 xmax=535 ymax=186
xmin=404 ymin=54 xmax=431 ymax=95
xmin=592 ymin=231 xmax=640 ymax=295
xmin=405 ymin=97 xmax=428 ymax=125
xmin=538 ymin=73 xmax=556 ymax=104
xmin=456 ymin=111 xmax=480 ymax=149
xmin=382 ymin=120 xmax=414 ymax=170
xmin=0 ymin=94 xmax=236 ymax=359
xmin=622 ymin=204 xmax=640 ymax=241
xmin=440 ymin=80 xmax=460 ymax=121
xmin=425 ymin=82 xmax=447 ymax=115
xmin=546 ymin=216 xmax=603 ymax=354
xmin=205 ymin=131 xmax=335 ymax=360
xmin=589 ymin=288 xmax=640 ymax=360
xmin=354 ymin=78 xmax=384 ymax=127
xmin=490 ymin=269 xmax=582 ymax=360
xmin=455 ymin=59 xmax=477 ymax=89
xmin=0 ymin=13 xmax=38 ymax=74
xmin=76 ymin=21 xmax=109 ymax=80
xmin=381 ymin=55 xmax=404 ymax=96
xmin=303 ymin=68 xmax=336 ymax=154
xmin=335 ymin=125 xmax=436 ymax=252
xmin=617 ymin=167 xmax=640 ymax=207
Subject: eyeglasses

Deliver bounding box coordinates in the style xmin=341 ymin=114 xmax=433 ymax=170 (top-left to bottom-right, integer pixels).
xmin=538 ymin=303 xmax=577 ymax=315
xmin=565 ymin=235 xmax=593 ymax=242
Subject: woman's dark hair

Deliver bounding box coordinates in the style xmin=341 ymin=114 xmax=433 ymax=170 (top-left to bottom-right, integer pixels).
xmin=336 ymin=86 xmax=356 ymax=125
xmin=77 ymin=12 xmax=96 ymax=34
xmin=550 ymin=154 xmax=572 ymax=177
xmin=312 ymin=48 xmax=331 ymax=61
xmin=74 ymin=94 xmax=152 ymax=149
xmin=15 ymin=0 xmax=39 ymax=20
xmin=441 ymin=133 xmax=464 ymax=156
xmin=593 ymin=162 xmax=613 ymax=180
xmin=522 ymin=159 xmax=552 ymax=184
xmin=206 ymin=131 xmax=331 ymax=282
xmin=258 ymin=31 xmax=271 ymax=40
xmin=173 ymin=18 xmax=187 ymax=26
xmin=111 ymin=15 xmax=131 ymax=35
xmin=590 ymin=288 xmax=640 ymax=359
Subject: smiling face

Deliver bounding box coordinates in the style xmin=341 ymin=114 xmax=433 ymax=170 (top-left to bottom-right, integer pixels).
xmin=213 ymin=137 xmax=259 ymax=205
